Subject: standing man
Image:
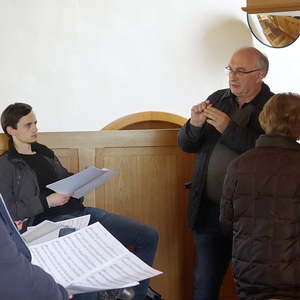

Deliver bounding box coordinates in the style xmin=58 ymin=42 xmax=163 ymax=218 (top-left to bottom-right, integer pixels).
xmin=178 ymin=47 xmax=274 ymax=300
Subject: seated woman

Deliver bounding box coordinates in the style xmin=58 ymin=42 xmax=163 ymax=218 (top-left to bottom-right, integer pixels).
xmin=0 ymin=103 xmax=158 ymax=300
xmin=220 ymin=93 xmax=300 ymax=300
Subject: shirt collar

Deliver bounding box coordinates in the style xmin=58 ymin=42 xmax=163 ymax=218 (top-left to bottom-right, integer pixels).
xmin=226 ymin=82 xmax=271 ymax=107
xmin=7 ymin=141 xmax=54 ymax=160
xmin=256 ymin=134 xmax=300 ymax=150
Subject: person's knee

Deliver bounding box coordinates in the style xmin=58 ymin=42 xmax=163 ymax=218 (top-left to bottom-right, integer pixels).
xmin=144 ymin=225 xmax=159 ymax=248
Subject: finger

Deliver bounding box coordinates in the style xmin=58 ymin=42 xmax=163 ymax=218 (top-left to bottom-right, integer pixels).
xmin=205 ymin=106 xmax=219 ymax=113
xmin=192 ymin=105 xmax=203 ymax=113
xmin=200 ymin=103 xmax=208 ymax=110
xmin=59 ymin=193 xmax=72 ymax=199
xmin=206 ymin=118 xmax=217 ymax=128
xmin=203 ymin=111 xmax=216 ymax=120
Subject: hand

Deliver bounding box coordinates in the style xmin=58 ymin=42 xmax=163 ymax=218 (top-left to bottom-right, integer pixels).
xmin=46 ymin=193 xmax=72 ymax=208
xmin=203 ymin=106 xmax=230 ymax=133
xmin=67 ymin=290 xmax=74 ymax=299
xmin=14 ymin=219 xmax=28 ymax=231
xmin=190 ymin=100 xmax=211 ymax=127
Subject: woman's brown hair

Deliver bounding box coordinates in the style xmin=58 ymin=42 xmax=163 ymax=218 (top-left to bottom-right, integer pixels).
xmin=259 ymin=93 xmax=300 ymax=140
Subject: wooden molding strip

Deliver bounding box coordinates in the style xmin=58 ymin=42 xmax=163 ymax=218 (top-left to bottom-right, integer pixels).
xmin=101 ymin=111 xmax=187 ymax=130
xmin=242 ymin=0 xmax=300 ymax=13
xmin=0 ymin=129 xmax=181 ymax=149
xmin=242 ymin=5 xmax=300 ymax=13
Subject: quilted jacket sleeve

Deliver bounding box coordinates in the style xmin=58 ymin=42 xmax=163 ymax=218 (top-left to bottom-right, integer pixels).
xmin=220 ymin=159 xmax=239 ymax=237
xmin=0 ymin=217 xmax=68 ymax=300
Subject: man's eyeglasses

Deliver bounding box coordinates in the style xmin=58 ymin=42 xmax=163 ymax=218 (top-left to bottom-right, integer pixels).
xmin=225 ymin=66 xmax=262 ymax=76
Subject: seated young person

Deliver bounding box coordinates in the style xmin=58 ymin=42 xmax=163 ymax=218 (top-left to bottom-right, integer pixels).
xmin=0 ymin=103 xmax=159 ymax=300
xmin=220 ymin=93 xmax=300 ymax=300
xmin=0 ymin=194 xmax=69 ymax=300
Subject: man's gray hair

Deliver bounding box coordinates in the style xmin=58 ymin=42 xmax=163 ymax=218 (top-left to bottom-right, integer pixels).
xmin=254 ymin=48 xmax=269 ymax=76
xmin=238 ymin=47 xmax=269 ymax=77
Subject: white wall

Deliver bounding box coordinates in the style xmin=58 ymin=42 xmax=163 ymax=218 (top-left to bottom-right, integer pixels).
xmin=0 ymin=0 xmax=299 ymax=131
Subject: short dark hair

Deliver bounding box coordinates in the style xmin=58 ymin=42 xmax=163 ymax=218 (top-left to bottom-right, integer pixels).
xmin=259 ymin=93 xmax=300 ymax=140
xmin=1 ymin=103 xmax=32 ymax=135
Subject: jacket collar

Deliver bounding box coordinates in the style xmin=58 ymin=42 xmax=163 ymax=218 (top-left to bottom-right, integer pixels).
xmin=224 ymin=82 xmax=272 ymax=107
xmin=7 ymin=141 xmax=54 ymax=160
xmin=256 ymin=134 xmax=300 ymax=151
xmin=247 ymin=82 xmax=272 ymax=107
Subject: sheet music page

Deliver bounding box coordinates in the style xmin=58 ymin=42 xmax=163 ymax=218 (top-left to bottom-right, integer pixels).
xmin=55 ymin=214 xmax=91 ymax=230
xmin=22 ymin=220 xmax=60 ymax=244
xmin=29 ymin=222 xmax=161 ymax=293
xmin=46 ymin=166 xmax=117 ymax=198
xmin=30 ymin=222 xmax=130 ymax=287
xmin=73 ymin=169 xmax=117 ymax=198
xmin=71 ymin=252 xmax=162 ymax=290
xmin=24 ymin=215 xmax=91 ymax=246
xmin=67 ymin=281 xmax=138 ymax=295
xmin=27 ymin=228 xmax=61 ymax=246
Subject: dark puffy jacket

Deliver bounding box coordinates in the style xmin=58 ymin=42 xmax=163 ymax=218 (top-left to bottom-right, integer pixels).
xmin=178 ymin=83 xmax=273 ymax=230
xmin=220 ymin=135 xmax=300 ymax=300
xmin=0 ymin=195 xmax=68 ymax=300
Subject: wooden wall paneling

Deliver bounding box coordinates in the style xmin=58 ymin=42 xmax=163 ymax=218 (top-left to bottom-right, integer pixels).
xmin=53 ymin=148 xmax=100 ymax=207
xmin=78 ymin=147 xmax=97 ymax=207
xmin=37 ymin=129 xmax=180 ymax=148
xmin=176 ymin=152 xmax=196 ymax=300
xmin=94 ymin=145 xmax=195 ymax=300
xmin=0 ymin=130 xmax=238 ymax=300
xmin=220 ymin=265 xmax=238 ymax=300
xmin=52 ymin=148 xmax=79 ymax=174
xmin=0 ymin=137 xmax=8 ymax=154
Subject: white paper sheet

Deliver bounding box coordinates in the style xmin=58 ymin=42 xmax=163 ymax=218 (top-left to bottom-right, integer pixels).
xmin=46 ymin=167 xmax=117 ymax=199
xmin=23 ymin=215 xmax=91 ymax=246
xmin=30 ymin=222 xmax=162 ymax=294
xmin=55 ymin=214 xmax=91 ymax=230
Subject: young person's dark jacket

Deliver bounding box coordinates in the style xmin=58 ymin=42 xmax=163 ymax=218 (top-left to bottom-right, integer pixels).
xmin=178 ymin=83 xmax=274 ymax=230
xmin=0 ymin=141 xmax=83 ymax=221
xmin=0 ymin=194 xmax=68 ymax=300
xmin=220 ymin=135 xmax=300 ymax=300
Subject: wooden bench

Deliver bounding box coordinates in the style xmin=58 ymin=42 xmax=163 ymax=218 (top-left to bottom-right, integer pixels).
xmin=0 ymin=129 xmax=237 ymax=300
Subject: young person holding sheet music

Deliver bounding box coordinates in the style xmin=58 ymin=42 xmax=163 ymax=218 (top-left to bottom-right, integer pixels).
xmin=0 ymin=102 xmax=158 ymax=300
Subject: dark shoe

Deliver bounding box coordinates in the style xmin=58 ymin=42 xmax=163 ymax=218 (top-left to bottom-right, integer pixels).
xmin=97 ymin=289 xmax=123 ymax=300
xmin=145 ymin=287 xmax=163 ymax=300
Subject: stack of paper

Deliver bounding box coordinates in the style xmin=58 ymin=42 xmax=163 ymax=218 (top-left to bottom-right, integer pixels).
xmin=46 ymin=166 xmax=117 ymax=198
xmin=29 ymin=221 xmax=162 ymax=294
xmin=22 ymin=215 xmax=91 ymax=246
